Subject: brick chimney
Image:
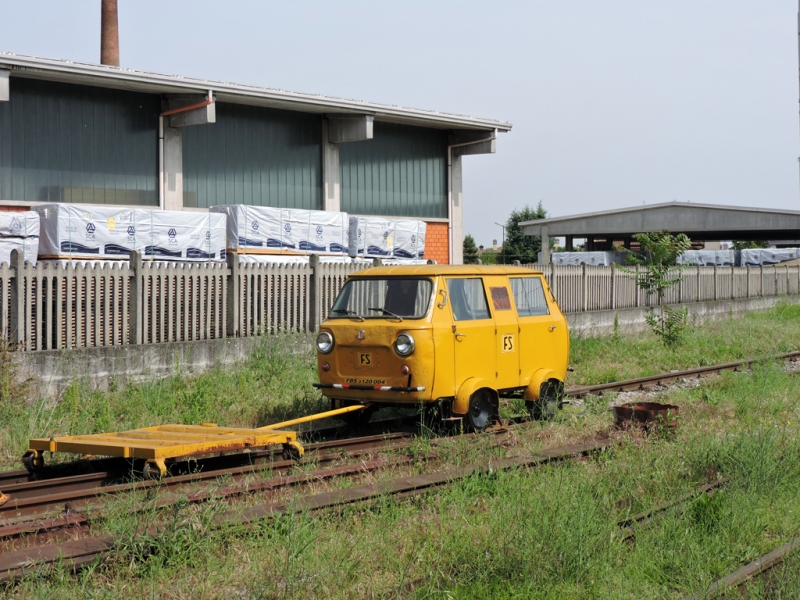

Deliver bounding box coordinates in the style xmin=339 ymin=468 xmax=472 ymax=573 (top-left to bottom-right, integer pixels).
xmin=100 ymin=0 xmax=119 ymax=66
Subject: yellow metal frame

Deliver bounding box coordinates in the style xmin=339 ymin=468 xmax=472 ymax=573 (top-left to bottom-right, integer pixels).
xmin=24 ymin=404 xmax=368 ymax=469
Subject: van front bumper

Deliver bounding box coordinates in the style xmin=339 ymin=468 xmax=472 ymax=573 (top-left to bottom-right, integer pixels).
xmin=313 ymin=383 xmax=425 ymax=393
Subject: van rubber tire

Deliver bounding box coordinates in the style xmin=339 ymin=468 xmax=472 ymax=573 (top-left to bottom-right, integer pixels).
xmin=527 ymin=380 xmax=564 ymax=421
xmin=466 ymin=389 xmax=493 ymax=432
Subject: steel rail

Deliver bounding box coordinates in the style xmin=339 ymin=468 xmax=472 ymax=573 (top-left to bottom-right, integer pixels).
xmin=0 ymin=432 xmax=413 ymax=522
xmin=682 ymin=535 xmax=800 ymax=600
xmin=565 ymin=350 xmax=800 ymax=398
xmin=0 ymin=438 xmax=611 ymax=583
xmin=617 ymin=478 xmax=730 ymax=542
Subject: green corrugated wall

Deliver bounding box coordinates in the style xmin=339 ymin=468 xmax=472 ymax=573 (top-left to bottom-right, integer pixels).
xmin=340 ymin=121 xmax=447 ymax=218
xmin=0 ymin=78 xmax=159 ymax=205
xmin=182 ymin=103 xmax=322 ymax=209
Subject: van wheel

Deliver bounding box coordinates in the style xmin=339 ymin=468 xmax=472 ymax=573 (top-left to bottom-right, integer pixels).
xmin=527 ymin=380 xmax=563 ymax=420
xmin=466 ymin=389 xmax=493 ymax=432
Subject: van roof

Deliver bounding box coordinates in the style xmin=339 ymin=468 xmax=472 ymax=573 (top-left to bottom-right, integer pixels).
xmin=349 ymin=264 xmax=542 ymax=278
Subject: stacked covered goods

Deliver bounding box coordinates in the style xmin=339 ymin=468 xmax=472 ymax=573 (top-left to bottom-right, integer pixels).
xmin=36 ymin=204 xmax=226 ymax=261
xmin=0 ymin=211 xmax=40 ymax=265
xmin=739 ymin=248 xmax=799 ymax=266
xmin=546 ymin=251 xmax=627 ymax=266
xmin=347 ymin=216 xmax=426 ymax=260
xmin=210 ymin=205 xmax=349 ymax=256
xmin=677 ymin=250 xmax=737 ymax=267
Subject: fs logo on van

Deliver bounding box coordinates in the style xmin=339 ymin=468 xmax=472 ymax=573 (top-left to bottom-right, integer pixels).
xmin=86 ymin=222 xmax=96 ymax=240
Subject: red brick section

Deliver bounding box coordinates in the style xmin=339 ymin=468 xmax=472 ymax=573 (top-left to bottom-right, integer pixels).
xmin=0 ymin=206 xmax=28 ymax=212
xmin=424 ymin=221 xmax=449 ymax=264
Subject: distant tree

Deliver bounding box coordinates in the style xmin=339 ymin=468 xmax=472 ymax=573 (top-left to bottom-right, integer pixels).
xmin=480 ymin=248 xmax=498 ymax=265
xmin=463 ymin=234 xmax=479 ymax=264
xmin=732 ymin=240 xmax=769 ymax=250
xmin=503 ymin=202 xmax=551 ymax=264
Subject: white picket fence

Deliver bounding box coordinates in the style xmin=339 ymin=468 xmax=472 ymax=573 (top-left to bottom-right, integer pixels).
xmin=1 ymin=252 xmax=798 ymax=352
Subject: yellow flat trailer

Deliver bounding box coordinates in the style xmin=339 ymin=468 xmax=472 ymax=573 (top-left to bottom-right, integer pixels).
xmin=22 ymin=404 xmax=368 ymax=479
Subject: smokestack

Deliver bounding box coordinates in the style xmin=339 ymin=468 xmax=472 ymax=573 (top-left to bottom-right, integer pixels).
xmin=100 ymin=0 xmax=120 ymax=67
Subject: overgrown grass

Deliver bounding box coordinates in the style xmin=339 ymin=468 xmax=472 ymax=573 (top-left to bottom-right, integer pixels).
xmin=0 ymin=336 xmax=324 ymax=467
xmin=5 ymin=304 xmax=800 ymax=598
xmin=569 ymin=301 xmax=800 ymax=384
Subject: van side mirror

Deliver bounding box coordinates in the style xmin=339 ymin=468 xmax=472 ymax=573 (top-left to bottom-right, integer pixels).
xmin=437 ymin=289 xmax=448 ymax=309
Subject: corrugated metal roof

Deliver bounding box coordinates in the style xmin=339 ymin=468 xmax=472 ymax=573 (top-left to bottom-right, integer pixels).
xmin=0 ymin=52 xmax=512 ymax=132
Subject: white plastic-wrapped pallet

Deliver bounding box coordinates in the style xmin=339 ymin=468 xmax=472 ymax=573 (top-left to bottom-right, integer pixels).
xmin=677 ymin=250 xmax=737 ymax=266
xmin=138 ymin=210 xmax=226 ymax=261
xmin=740 ymin=248 xmax=799 ymax=266
xmin=0 ymin=211 xmax=39 ymax=238
xmin=347 ymin=216 xmax=426 ymax=259
xmin=210 ymin=205 xmax=349 ymax=255
xmin=0 ymin=237 xmax=39 ymax=265
xmin=35 ymin=204 xmax=226 ymax=260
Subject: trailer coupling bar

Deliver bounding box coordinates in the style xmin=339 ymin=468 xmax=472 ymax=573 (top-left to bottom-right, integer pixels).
xmin=313 ymin=383 xmax=425 ymax=393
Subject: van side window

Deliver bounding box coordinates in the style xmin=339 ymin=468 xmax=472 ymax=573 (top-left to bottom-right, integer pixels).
xmin=446 ymin=278 xmax=491 ymax=321
xmin=510 ymin=277 xmax=550 ymax=316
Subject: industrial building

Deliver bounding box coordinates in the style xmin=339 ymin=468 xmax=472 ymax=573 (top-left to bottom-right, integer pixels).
xmin=0 ymin=52 xmax=511 ymax=264
xmin=522 ymin=201 xmax=800 ymax=263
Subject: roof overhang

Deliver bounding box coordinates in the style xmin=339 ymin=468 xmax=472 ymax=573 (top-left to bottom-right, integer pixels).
xmin=521 ymin=201 xmax=800 ymax=241
xmin=0 ymin=52 xmax=512 ymax=132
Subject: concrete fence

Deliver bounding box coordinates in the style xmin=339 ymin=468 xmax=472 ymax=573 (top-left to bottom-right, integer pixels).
xmin=2 ymin=252 xmax=799 ymax=352
xmin=528 ymin=263 xmax=800 ymax=314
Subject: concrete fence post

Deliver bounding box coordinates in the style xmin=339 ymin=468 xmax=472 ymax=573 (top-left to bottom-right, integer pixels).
xmin=713 ymin=266 xmax=718 ymax=301
xmin=8 ymin=249 xmax=24 ymax=348
xmin=760 ymin=266 xmax=764 ymax=297
xmin=746 ymin=266 xmax=750 ymax=298
xmin=610 ymin=263 xmax=616 ymax=310
xmin=308 ymin=254 xmax=321 ymax=332
xmin=582 ymin=263 xmax=588 ymax=312
xmin=731 ymin=265 xmax=735 ymax=300
xmin=129 ymin=251 xmax=143 ymax=345
xmin=226 ymin=252 xmax=240 ymax=337
xmin=696 ymin=266 xmax=700 ymax=302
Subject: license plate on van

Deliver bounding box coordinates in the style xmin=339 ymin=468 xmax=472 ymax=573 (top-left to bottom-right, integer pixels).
xmin=345 ymin=378 xmax=387 ymax=385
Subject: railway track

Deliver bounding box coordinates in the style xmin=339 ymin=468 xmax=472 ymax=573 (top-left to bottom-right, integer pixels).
xmin=0 ymin=349 xmax=797 ymax=586
xmin=0 ymin=438 xmax=611 ymax=584
xmin=565 ymin=350 xmax=800 ymax=398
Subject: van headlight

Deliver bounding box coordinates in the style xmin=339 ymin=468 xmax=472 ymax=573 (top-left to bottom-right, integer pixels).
xmin=316 ymin=332 xmax=334 ymax=354
xmin=394 ymin=333 xmax=415 ymax=356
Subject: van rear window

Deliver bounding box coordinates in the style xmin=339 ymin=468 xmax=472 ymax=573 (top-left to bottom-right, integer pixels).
xmin=510 ymin=277 xmax=550 ymax=316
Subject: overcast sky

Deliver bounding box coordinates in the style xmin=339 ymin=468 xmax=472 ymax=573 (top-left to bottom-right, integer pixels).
xmin=3 ymin=1 xmax=799 ymax=246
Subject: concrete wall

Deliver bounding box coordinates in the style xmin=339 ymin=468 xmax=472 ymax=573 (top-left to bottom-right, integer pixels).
xmin=9 ymin=335 xmax=313 ymax=401
xmin=9 ymin=295 xmax=799 ymax=400
xmin=567 ymin=294 xmax=800 ymax=337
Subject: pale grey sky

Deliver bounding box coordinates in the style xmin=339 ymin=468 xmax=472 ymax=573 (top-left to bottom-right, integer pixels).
xmin=2 ymin=1 xmax=798 ymax=247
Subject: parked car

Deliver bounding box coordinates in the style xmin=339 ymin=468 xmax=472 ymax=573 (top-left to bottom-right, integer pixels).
xmin=313 ymin=265 xmax=569 ymax=431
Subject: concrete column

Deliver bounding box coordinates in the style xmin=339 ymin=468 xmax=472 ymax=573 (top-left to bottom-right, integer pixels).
xmin=565 ymin=235 xmax=574 ymax=251
xmin=540 ymin=225 xmax=550 ymax=264
xmin=450 ymin=153 xmax=463 ymax=265
xmin=163 ymin=126 xmax=183 ymax=211
xmin=0 ymin=70 xmax=9 ymax=102
xmin=321 ymin=119 xmax=341 ymax=212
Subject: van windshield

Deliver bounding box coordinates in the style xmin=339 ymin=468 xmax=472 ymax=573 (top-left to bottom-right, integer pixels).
xmin=329 ymin=278 xmax=433 ymax=320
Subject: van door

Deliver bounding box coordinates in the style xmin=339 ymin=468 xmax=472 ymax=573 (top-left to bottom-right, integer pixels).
xmin=482 ymin=276 xmax=520 ymax=390
xmin=510 ymin=275 xmax=562 ymax=387
xmin=446 ymin=277 xmax=496 ymax=391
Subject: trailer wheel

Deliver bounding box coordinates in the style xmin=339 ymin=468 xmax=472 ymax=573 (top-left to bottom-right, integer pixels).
xmin=466 ymin=389 xmax=493 ymax=432
xmin=22 ymin=450 xmax=44 ymax=475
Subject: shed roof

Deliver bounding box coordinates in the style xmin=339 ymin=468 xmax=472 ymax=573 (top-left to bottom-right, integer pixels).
xmin=521 ymin=201 xmax=800 ymax=241
xmin=0 ymin=52 xmax=512 ymax=132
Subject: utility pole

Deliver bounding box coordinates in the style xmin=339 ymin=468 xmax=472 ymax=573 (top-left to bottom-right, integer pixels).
xmin=101 ymin=0 xmax=120 ymax=66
